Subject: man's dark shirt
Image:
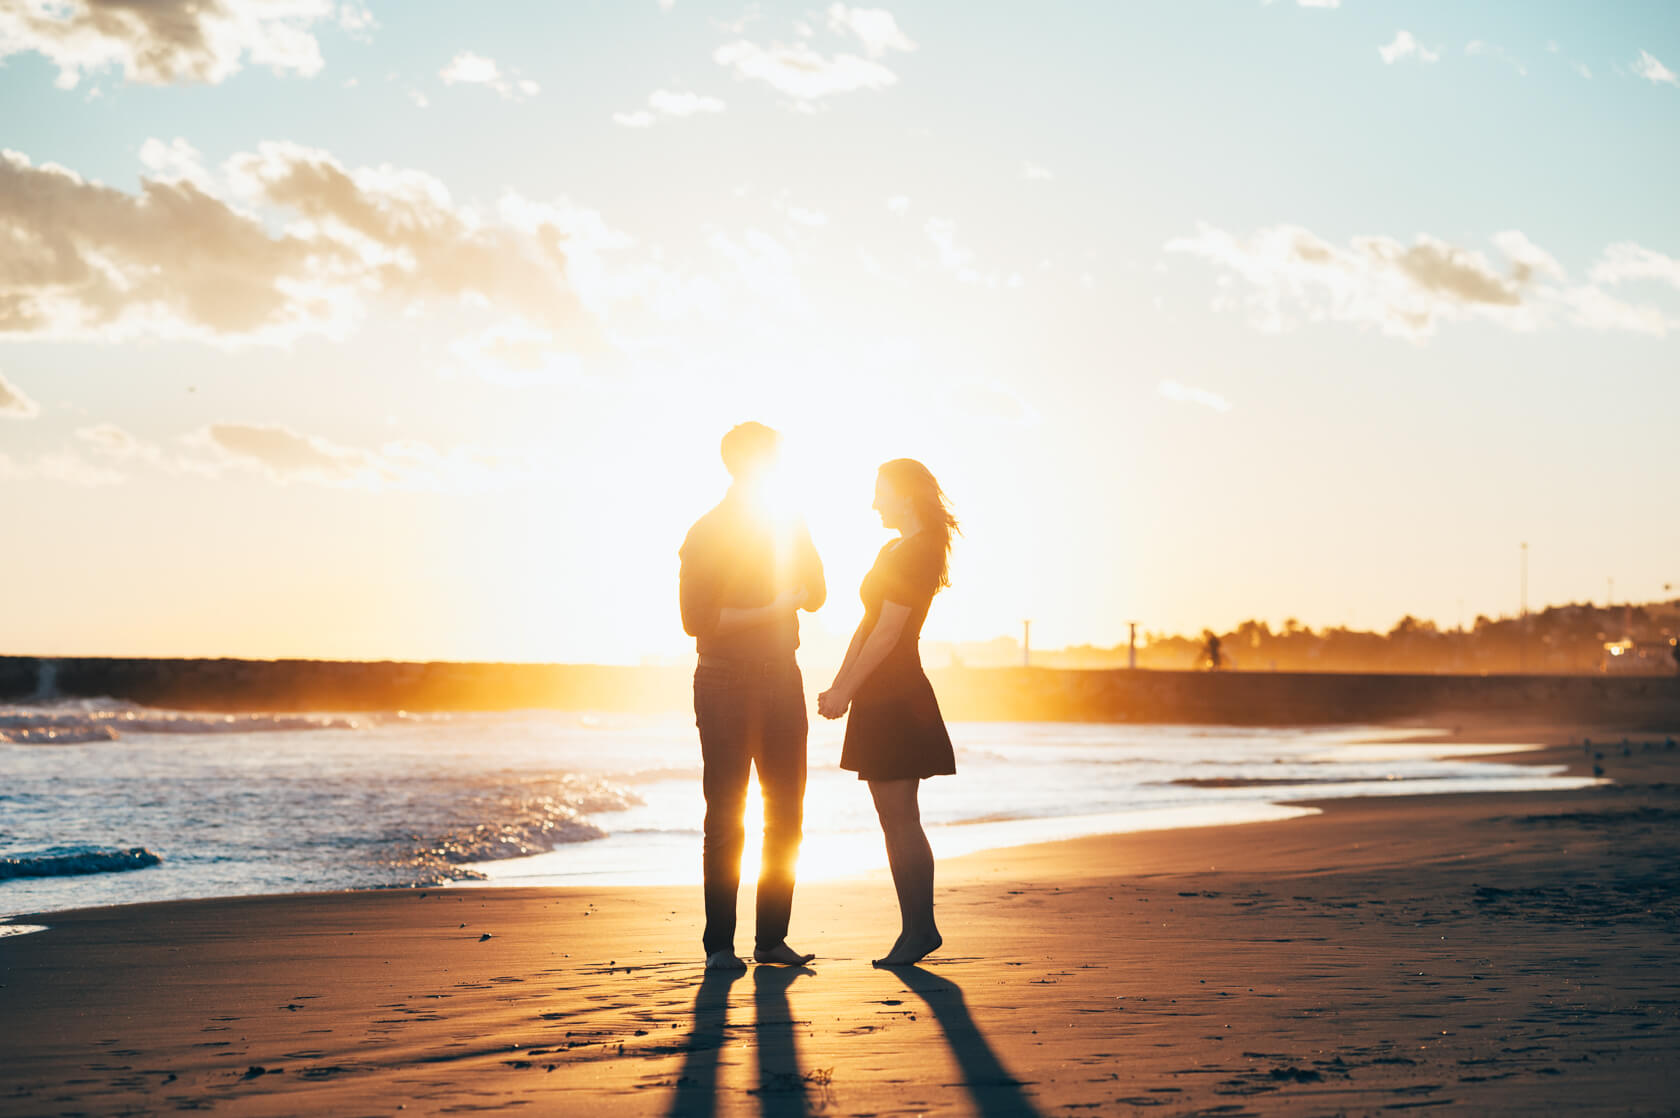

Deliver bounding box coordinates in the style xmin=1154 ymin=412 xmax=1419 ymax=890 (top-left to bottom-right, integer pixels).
xmin=679 ymin=490 xmax=826 ymax=660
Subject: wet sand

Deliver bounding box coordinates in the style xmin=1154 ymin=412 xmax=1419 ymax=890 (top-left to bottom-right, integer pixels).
xmin=4 ymin=733 xmax=1679 ymax=1116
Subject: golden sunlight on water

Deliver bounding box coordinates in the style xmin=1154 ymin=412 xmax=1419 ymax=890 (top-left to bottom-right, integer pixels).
xmin=735 ymin=772 xmax=890 ymax=887
xmin=651 ymin=772 xmax=1325 ymax=891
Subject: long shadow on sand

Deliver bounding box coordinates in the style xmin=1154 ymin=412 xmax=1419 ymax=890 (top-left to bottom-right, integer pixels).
xmin=665 ymin=968 xmax=741 ymax=1118
xmin=665 ymin=966 xmax=816 ymax=1118
xmin=889 ymin=965 xmax=1044 ymax=1118
xmin=749 ymin=964 xmax=816 ymax=1118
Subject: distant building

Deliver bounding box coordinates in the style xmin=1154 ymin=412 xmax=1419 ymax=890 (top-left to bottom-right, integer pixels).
xmin=1601 ymin=638 xmax=1678 ymax=675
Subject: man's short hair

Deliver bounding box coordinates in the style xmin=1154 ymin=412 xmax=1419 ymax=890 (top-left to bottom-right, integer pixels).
xmin=721 ymin=422 xmax=780 ymax=479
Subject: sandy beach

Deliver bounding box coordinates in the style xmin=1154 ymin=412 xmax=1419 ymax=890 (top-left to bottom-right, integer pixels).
xmin=4 ymin=730 xmax=1679 ymax=1117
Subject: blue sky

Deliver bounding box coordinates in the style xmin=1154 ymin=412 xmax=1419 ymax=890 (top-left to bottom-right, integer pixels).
xmin=1 ymin=0 xmax=1677 ymax=661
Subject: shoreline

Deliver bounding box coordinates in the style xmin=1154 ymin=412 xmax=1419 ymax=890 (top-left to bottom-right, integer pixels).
xmin=1 ymin=724 xmax=1598 ymax=923
xmin=0 ymin=736 xmax=1597 ymax=930
xmin=4 ymin=726 xmax=1679 ymax=1114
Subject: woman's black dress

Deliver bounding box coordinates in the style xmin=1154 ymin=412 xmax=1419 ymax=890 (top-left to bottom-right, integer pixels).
xmin=839 ymin=532 xmax=956 ymax=782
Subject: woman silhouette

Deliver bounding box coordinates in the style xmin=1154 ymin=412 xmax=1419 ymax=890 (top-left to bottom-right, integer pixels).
xmin=818 ymin=458 xmax=957 ymax=966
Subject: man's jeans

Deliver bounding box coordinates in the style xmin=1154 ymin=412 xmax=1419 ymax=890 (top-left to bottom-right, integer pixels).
xmin=693 ymin=659 xmax=808 ymax=955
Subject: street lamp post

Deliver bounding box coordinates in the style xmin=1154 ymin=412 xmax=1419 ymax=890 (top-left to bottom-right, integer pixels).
xmin=1520 ymin=542 xmax=1528 ymax=673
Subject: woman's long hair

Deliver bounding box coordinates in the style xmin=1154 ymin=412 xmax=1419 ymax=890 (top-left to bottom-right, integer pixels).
xmin=878 ymin=458 xmax=959 ymax=589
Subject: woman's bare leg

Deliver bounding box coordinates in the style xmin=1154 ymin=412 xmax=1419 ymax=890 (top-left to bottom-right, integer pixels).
xmin=867 ymin=778 xmax=941 ymax=965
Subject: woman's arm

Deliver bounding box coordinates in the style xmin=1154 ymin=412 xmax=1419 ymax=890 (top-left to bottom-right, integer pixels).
xmin=818 ymin=601 xmax=910 ymax=717
xmin=830 ymin=615 xmax=873 ymax=685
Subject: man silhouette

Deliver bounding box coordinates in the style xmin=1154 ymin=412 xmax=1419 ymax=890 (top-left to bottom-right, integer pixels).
xmin=680 ymin=422 xmax=825 ymax=970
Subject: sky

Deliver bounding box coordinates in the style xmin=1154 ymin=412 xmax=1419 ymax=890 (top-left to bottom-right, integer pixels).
xmin=1 ymin=0 xmax=1677 ymax=664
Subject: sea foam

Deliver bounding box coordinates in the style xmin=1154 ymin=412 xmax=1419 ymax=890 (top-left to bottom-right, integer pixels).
xmin=0 ymin=699 xmax=356 ymax=744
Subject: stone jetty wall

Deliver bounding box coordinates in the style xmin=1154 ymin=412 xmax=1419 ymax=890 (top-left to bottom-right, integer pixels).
xmin=1 ymin=656 xmax=1676 ymax=727
xmin=924 ymin=666 xmax=1680 ymax=728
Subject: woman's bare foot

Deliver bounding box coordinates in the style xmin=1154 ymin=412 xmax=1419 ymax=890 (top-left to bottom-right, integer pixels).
xmin=705 ymin=950 xmax=747 ymax=971
xmin=752 ymin=942 xmax=816 ymax=966
xmin=872 ymin=930 xmax=942 ymax=967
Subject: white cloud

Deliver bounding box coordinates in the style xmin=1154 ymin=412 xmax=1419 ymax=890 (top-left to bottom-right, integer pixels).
xmin=1158 ymin=380 xmax=1232 ymax=412
xmin=0 ymin=450 xmax=125 ymax=485
xmin=714 ymin=39 xmax=897 ymax=101
xmin=75 ymin=422 xmax=175 ymax=470
xmin=1632 ymin=49 xmax=1678 ymax=87
xmin=1166 ymin=222 xmax=1675 ymax=340
xmin=924 ymin=218 xmax=997 ymax=286
xmin=439 ymin=51 xmax=497 ymax=84
xmin=201 ymin=421 xmax=376 ymax=483
xmin=76 ymin=422 xmax=139 ymax=453
xmin=190 ymin=422 xmax=552 ymax=491
xmin=338 ymin=3 xmax=374 ymax=36
xmin=438 ymin=51 xmax=537 ymax=101
xmin=615 ymin=88 xmax=725 ymax=126
xmin=1589 ymin=243 xmax=1680 ymax=290
xmin=447 ymin=320 xmax=590 ymax=386
xmin=0 ymin=371 xmax=40 ymax=417
xmin=1560 ymin=285 xmax=1670 ymax=335
xmin=3 ymin=417 xmax=554 ymax=491
xmin=406 ymin=86 xmax=429 ymax=108
xmin=825 ymin=4 xmax=915 ymax=58
xmin=1378 ymin=31 xmax=1439 ymax=65
xmin=648 ymin=88 xmax=725 ymax=116
xmin=138 ymin=136 xmax=214 ymax=191
xmin=1022 ymin=161 xmax=1054 ymax=181
xmin=785 ymin=205 xmax=828 ymax=227
xmin=0 ymin=0 xmax=334 ymax=88
xmin=886 ymin=195 xmax=910 ymax=215
xmin=0 ymin=143 xmax=600 ymax=350
xmin=1491 ymin=230 xmax=1564 ymax=283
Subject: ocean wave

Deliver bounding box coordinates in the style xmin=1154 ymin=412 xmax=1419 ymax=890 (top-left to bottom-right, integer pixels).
xmin=0 ymin=724 xmax=120 ymax=745
xmin=389 ymin=776 xmax=642 ymax=885
xmin=608 ymin=764 xmax=702 ymax=785
xmin=0 ymin=700 xmax=357 ymax=744
xmin=0 ymin=846 xmax=163 ymax=882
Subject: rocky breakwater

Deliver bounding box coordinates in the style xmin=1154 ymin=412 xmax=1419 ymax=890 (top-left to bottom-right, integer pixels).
xmin=0 ymin=656 xmax=692 ymax=713
xmin=925 ymin=666 xmax=1680 ymax=727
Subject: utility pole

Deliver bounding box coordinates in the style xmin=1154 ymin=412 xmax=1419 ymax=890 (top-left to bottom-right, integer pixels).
xmin=1127 ymin=620 xmax=1139 ymax=670
xmin=1520 ymin=542 xmax=1528 ymax=673
xmin=1520 ymin=542 xmax=1528 ymax=618
xmin=1021 ymin=620 xmax=1031 ymax=667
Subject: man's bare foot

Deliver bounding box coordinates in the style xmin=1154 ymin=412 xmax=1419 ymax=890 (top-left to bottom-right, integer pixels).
xmin=705 ymin=950 xmax=747 ymax=971
xmin=753 ymin=942 xmax=816 ymax=966
xmin=872 ymin=931 xmax=942 ymax=967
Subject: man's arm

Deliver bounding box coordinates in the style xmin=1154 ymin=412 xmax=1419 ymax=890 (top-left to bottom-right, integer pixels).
xmin=678 ymin=525 xmax=720 ymax=639
xmin=716 ymin=589 xmax=807 ymax=635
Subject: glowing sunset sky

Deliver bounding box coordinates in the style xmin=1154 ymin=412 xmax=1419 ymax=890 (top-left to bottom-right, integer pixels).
xmin=2 ymin=0 xmax=1677 ymax=663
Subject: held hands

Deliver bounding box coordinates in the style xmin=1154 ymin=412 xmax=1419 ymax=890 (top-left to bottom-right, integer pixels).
xmin=816 ymin=686 xmax=851 ymax=720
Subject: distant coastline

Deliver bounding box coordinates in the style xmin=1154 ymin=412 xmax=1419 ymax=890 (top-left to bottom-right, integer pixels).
xmin=4 ymin=655 xmax=1678 ymax=727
